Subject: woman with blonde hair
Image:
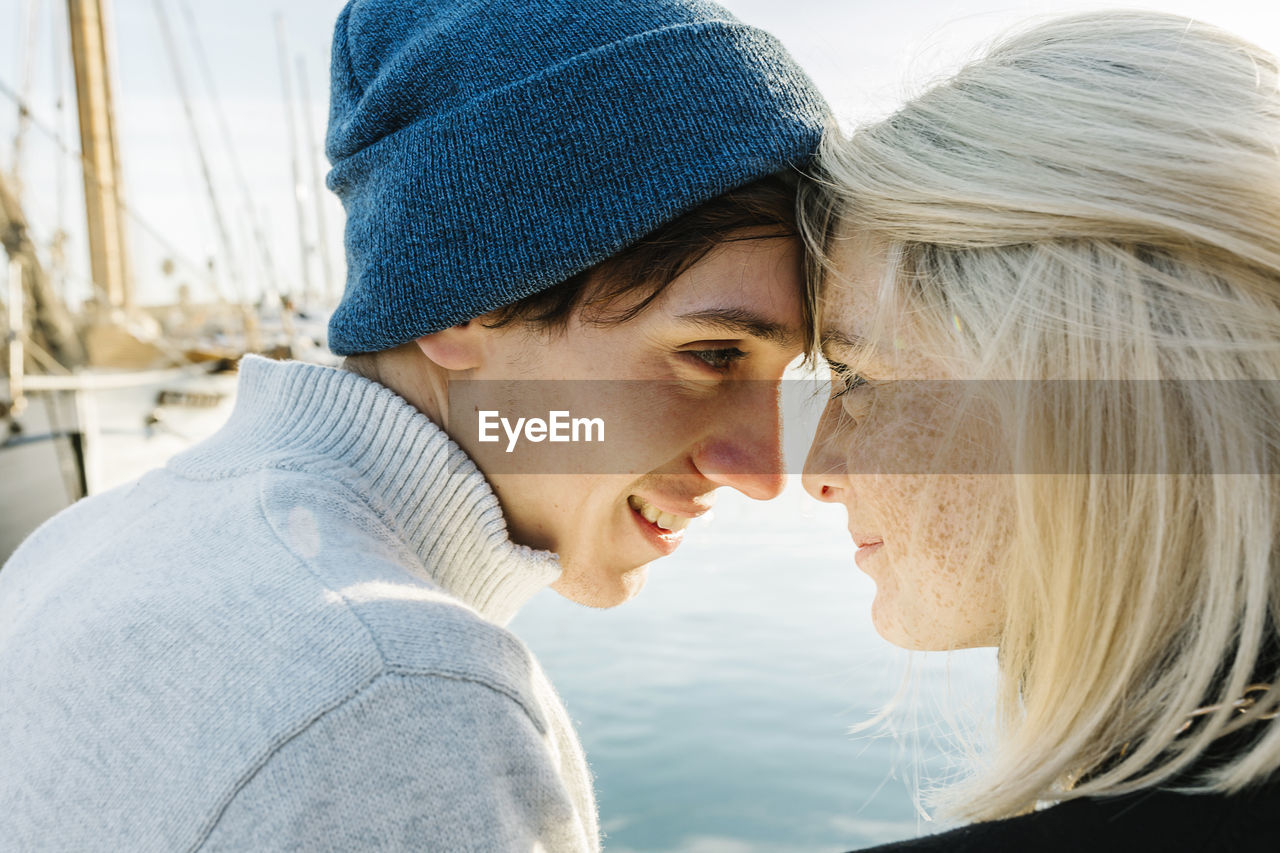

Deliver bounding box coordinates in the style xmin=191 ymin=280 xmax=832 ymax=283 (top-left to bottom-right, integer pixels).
xmin=802 ymin=10 xmax=1280 ymax=849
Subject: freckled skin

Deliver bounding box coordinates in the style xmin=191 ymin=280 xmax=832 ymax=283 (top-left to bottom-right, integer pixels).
xmin=804 ymin=236 xmax=1009 ymax=651
xmin=851 ymin=473 xmax=1006 ymax=650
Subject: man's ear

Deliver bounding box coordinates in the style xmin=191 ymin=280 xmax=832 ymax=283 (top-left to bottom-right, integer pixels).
xmin=414 ymin=320 xmax=490 ymax=371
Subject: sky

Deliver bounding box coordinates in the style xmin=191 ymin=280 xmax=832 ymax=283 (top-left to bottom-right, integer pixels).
xmin=2 ymin=0 xmax=1278 ymax=309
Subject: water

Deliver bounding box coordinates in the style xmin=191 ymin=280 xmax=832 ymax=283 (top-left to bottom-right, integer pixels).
xmin=513 ymin=485 xmax=998 ymax=852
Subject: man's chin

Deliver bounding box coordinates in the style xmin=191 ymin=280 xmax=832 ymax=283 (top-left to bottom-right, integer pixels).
xmin=551 ymin=562 xmax=649 ymax=608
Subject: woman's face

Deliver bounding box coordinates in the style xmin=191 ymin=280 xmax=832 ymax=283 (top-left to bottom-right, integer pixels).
xmin=802 ymin=237 xmax=1008 ymax=651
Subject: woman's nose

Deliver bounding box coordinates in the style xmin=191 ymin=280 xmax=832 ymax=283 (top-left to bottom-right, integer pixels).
xmin=802 ymin=405 xmax=850 ymax=503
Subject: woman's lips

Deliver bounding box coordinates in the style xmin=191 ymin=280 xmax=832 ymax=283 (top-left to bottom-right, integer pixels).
xmin=852 ymin=535 xmax=884 ymax=559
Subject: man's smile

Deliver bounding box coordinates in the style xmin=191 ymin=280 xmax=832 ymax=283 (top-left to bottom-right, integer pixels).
xmin=626 ymin=494 xmax=704 ymax=533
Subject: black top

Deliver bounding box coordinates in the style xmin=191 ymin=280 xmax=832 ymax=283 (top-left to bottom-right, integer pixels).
xmin=853 ymin=775 xmax=1280 ymax=852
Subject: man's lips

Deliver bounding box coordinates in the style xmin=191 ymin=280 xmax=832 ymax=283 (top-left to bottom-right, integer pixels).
xmin=628 ymin=499 xmax=690 ymax=556
xmin=627 ymin=494 xmax=711 ymax=533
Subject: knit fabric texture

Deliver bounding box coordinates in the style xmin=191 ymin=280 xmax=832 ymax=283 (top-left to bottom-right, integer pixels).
xmin=0 ymin=356 xmax=599 ymax=851
xmin=325 ymin=0 xmax=830 ymax=354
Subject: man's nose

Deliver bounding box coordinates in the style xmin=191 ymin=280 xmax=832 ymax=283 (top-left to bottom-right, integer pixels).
xmin=692 ymin=382 xmax=787 ymax=500
xmin=802 ymin=403 xmax=849 ymax=503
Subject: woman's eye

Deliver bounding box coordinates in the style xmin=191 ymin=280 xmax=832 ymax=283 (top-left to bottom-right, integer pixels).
xmin=828 ymin=361 xmax=868 ymax=398
xmin=687 ymin=347 xmax=747 ymax=371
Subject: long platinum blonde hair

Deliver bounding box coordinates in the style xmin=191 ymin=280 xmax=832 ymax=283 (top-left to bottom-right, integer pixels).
xmin=803 ymin=11 xmax=1280 ymax=820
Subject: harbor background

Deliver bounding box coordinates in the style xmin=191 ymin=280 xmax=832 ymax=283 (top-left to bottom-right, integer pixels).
xmin=3 ymin=1 xmax=1277 ymax=850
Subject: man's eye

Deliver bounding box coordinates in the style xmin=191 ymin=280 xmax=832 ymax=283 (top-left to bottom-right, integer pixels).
xmin=687 ymin=347 xmax=747 ymax=371
xmin=828 ymin=361 xmax=868 ymax=398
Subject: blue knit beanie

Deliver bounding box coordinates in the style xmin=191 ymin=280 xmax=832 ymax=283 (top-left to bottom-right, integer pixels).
xmin=325 ymin=0 xmax=830 ymax=355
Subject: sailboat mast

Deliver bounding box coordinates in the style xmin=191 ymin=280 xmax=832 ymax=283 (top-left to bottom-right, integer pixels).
xmin=296 ymin=58 xmax=336 ymax=307
xmin=66 ymin=0 xmax=131 ymax=311
xmin=275 ymin=14 xmax=313 ymax=308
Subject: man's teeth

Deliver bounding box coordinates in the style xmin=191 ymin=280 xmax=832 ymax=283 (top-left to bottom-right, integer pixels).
xmin=628 ymin=495 xmax=691 ymax=532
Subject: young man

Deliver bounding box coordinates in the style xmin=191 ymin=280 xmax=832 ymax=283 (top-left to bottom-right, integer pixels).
xmin=0 ymin=0 xmax=827 ymax=849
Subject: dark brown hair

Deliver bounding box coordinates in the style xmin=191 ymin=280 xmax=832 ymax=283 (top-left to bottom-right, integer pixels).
xmin=482 ymin=174 xmax=816 ymax=354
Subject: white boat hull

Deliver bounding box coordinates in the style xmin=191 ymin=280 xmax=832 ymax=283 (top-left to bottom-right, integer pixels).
xmin=1 ymin=366 xmax=239 ymax=562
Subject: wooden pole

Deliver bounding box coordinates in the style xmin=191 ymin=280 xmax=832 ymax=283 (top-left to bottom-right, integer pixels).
xmin=6 ymin=255 xmax=26 ymax=416
xmin=66 ymin=0 xmax=131 ymax=310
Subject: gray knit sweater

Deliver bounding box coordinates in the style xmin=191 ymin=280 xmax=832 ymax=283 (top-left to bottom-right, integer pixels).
xmin=0 ymin=356 xmax=600 ymax=851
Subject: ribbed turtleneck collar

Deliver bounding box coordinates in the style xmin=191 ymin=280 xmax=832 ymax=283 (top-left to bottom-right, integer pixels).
xmin=169 ymin=355 xmax=561 ymax=625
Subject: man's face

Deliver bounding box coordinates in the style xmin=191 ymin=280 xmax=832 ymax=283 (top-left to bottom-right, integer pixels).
xmin=450 ymin=236 xmax=805 ymax=607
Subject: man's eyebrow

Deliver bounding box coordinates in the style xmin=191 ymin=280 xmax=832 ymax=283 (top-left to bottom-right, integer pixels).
xmin=675 ymin=308 xmax=802 ymax=348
